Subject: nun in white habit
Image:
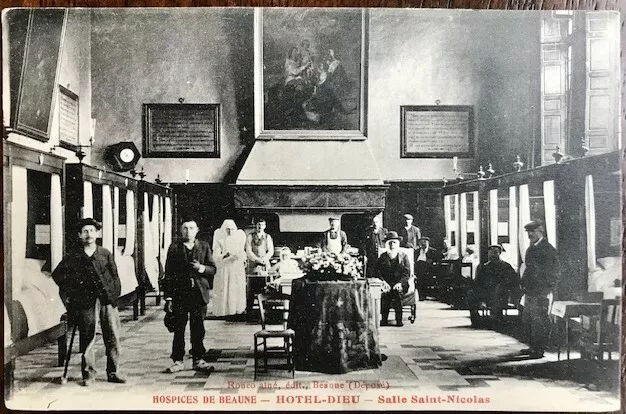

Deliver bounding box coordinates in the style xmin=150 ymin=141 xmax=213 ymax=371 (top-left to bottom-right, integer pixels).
xmin=211 ymin=219 xmax=247 ymax=317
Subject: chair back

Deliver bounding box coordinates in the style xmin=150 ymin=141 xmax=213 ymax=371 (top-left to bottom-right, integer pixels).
xmin=257 ymin=293 xmax=290 ymax=330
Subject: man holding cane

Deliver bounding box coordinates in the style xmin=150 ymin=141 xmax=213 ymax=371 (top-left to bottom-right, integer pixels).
xmin=163 ymin=219 xmax=216 ymax=373
xmin=376 ymin=231 xmax=412 ymax=327
xmin=52 ymin=218 xmax=125 ymax=386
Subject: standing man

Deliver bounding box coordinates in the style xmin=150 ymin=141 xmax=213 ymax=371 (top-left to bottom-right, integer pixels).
xmin=245 ymin=219 xmax=274 ymax=319
xmin=399 ymin=214 xmax=421 ymax=250
xmin=52 ymin=218 xmax=125 ymax=386
xmin=414 ymin=237 xmax=442 ymax=301
xmin=163 ymin=219 xmax=216 ymax=373
xmin=320 ymin=217 xmax=348 ymax=255
xmin=376 ymin=231 xmax=412 ymax=327
xmin=363 ymin=216 xmax=388 ymax=278
xmin=520 ymin=219 xmax=560 ymax=359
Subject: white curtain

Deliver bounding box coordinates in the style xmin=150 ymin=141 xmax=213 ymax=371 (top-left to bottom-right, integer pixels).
xmin=518 ymin=184 xmax=531 ymax=264
xmin=50 ymin=174 xmax=63 ymax=271
xmin=113 ymin=187 xmax=120 ymax=258
xmin=162 ymin=196 xmax=173 ymax=269
xmin=124 ymin=190 xmax=135 ymax=256
xmin=151 ymin=194 xmax=161 ymax=263
xmin=472 ymin=191 xmax=480 ymax=260
xmin=102 ymin=185 xmax=114 ymax=252
xmin=459 ymin=193 xmax=467 ymax=255
xmin=508 ymin=186 xmax=519 ymax=270
xmin=543 ymin=180 xmax=557 ymax=248
xmin=585 ymin=175 xmax=596 ymax=271
xmin=444 ymin=195 xmax=451 ymax=247
xmin=83 ymin=181 xmax=93 ymax=218
xmin=489 ymin=189 xmax=498 ymax=245
xmin=453 ymin=194 xmax=460 ymax=253
xmin=143 ymin=193 xmax=159 ymax=290
xmin=11 ymin=166 xmax=28 ymax=296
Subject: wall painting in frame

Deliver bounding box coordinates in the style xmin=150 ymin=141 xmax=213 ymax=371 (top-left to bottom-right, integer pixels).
xmin=254 ymin=8 xmax=368 ymax=139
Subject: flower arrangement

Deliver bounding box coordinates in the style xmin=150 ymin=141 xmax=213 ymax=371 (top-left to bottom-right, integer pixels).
xmin=299 ymin=251 xmax=363 ymax=281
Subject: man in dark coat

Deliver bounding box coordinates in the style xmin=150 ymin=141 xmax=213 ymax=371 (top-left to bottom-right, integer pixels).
xmin=414 ymin=237 xmax=442 ymax=301
xmin=520 ymin=219 xmax=560 ymax=359
xmin=399 ymin=214 xmax=421 ymax=250
xmin=52 ymin=218 xmax=125 ymax=386
xmin=362 ymin=216 xmax=388 ymax=278
xmin=467 ymin=244 xmax=520 ymax=326
xmin=163 ymin=219 xmax=216 ymax=373
xmin=376 ymin=231 xmax=411 ymax=327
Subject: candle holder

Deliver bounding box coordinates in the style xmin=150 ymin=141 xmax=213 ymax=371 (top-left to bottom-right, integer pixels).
xmin=581 ymin=137 xmax=589 ymax=157
xmin=513 ymin=155 xmax=524 ymax=172
xmin=155 ymin=174 xmax=162 ymax=184
xmin=487 ymin=162 xmax=495 ymax=178
xmin=552 ymin=145 xmax=564 ymax=164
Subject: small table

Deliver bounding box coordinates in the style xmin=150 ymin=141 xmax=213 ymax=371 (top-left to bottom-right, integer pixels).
xmin=550 ymin=301 xmax=602 ymax=360
xmin=288 ymin=279 xmax=382 ymax=374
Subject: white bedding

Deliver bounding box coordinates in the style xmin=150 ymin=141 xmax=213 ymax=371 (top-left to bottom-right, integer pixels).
xmin=588 ymin=256 xmax=622 ymax=299
xmin=14 ymin=259 xmax=66 ymax=336
xmin=115 ymin=247 xmax=139 ymax=296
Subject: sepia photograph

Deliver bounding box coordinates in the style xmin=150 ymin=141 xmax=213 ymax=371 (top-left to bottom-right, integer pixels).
xmin=2 ymin=6 xmax=623 ymax=412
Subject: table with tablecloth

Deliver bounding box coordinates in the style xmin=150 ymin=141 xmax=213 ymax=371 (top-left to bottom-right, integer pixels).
xmin=288 ymin=278 xmax=382 ymax=374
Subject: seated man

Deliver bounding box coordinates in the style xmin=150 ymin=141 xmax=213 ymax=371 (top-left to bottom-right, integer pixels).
xmin=467 ymin=244 xmax=520 ymax=327
xmin=414 ymin=237 xmax=442 ymax=301
xmin=376 ymin=231 xmax=411 ymax=327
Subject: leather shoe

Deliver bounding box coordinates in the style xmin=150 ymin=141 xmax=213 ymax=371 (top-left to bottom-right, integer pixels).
xmin=81 ymin=377 xmax=94 ymax=387
xmin=107 ymin=374 xmax=127 ymax=384
xmin=380 ymin=320 xmax=389 ymax=326
xmin=396 ymin=321 xmax=404 ymax=327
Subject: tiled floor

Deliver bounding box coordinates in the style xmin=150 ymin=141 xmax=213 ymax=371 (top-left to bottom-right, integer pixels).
xmin=5 ymin=300 xmax=620 ymax=411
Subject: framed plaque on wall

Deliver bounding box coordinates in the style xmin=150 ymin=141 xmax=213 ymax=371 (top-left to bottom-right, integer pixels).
xmin=142 ymin=103 xmax=220 ymax=158
xmin=400 ymin=105 xmax=474 ymax=158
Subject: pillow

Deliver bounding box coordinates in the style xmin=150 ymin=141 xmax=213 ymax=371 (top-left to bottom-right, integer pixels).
xmin=596 ymin=256 xmax=620 ymax=271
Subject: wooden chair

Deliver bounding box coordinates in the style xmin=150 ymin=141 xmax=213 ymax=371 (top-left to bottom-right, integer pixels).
xmin=253 ymin=293 xmax=295 ymax=379
xmin=579 ymin=298 xmax=621 ymax=361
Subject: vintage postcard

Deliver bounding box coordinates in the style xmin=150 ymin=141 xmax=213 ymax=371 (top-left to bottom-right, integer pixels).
xmin=2 ymin=7 xmax=622 ymax=412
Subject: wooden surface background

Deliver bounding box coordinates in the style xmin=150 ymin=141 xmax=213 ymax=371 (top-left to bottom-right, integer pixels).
xmin=1 ymin=0 xmax=624 ymax=412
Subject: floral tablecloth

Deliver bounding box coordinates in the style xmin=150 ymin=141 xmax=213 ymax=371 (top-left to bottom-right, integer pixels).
xmin=288 ymin=279 xmax=382 ymax=374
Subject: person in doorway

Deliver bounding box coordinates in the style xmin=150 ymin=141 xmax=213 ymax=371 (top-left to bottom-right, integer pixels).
xmin=467 ymin=244 xmax=519 ymax=327
xmin=399 ymin=214 xmax=421 ymax=250
xmin=320 ymin=217 xmax=348 ymax=255
xmin=212 ymin=219 xmax=247 ymax=318
xmin=363 ymin=215 xmax=388 ymax=278
xmin=52 ymin=218 xmax=126 ymax=386
xmin=520 ymin=219 xmax=560 ymax=359
xmin=162 ymin=219 xmax=216 ymax=373
xmin=376 ymin=231 xmax=412 ymax=327
xmin=414 ymin=236 xmax=442 ymax=301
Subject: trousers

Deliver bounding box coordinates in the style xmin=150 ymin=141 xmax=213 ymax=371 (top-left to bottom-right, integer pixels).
xmin=74 ymin=298 xmax=122 ymax=380
xmin=170 ymin=292 xmax=207 ymax=362
xmin=522 ymin=295 xmax=552 ymax=352
xmin=381 ymin=289 xmax=403 ymax=322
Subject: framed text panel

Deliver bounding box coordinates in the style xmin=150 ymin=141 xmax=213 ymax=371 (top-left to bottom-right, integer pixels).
xmin=58 ymin=85 xmax=79 ymax=150
xmin=400 ymin=105 xmax=474 ymax=158
xmin=142 ymin=103 xmax=220 ymax=158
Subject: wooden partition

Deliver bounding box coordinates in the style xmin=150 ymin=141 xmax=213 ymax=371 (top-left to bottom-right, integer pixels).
xmin=442 ymin=151 xmax=620 ymax=300
xmin=3 ymin=142 xmax=67 ymax=400
xmin=65 ymin=163 xmax=141 ymax=319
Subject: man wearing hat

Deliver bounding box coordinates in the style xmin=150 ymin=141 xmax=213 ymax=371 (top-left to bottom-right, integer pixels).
xmin=52 ymin=218 xmax=125 ymax=386
xmin=375 ymin=231 xmax=412 ymax=326
xmin=320 ymin=216 xmax=348 ymax=255
xmin=399 ymin=214 xmax=421 ymax=250
xmin=520 ymin=219 xmax=560 ymax=359
xmin=467 ymin=244 xmax=520 ymax=327
xmin=414 ymin=236 xmax=442 ymax=301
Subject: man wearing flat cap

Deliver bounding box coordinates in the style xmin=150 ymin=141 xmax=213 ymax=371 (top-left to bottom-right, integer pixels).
xmin=520 ymin=219 xmax=560 ymax=359
xmin=414 ymin=236 xmax=442 ymax=301
xmin=467 ymin=244 xmax=520 ymax=327
xmin=375 ymin=231 xmax=412 ymax=326
xmin=399 ymin=214 xmax=421 ymax=250
xmin=52 ymin=218 xmax=125 ymax=386
xmin=320 ymin=217 xmax=348 ymax=255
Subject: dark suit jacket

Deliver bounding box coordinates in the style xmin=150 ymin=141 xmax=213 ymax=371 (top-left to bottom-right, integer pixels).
xmin=376 ymin=251 xmax=411 ymax=293
xmin=320 ymin=230 xmax=348 ymax=254
xmin=399 ymin=225 xmax=421 ymax=249
xmin=163 ymin=240 xmax=216 ymax=304
xmin=52 ymin=246 xmax=121 ymax=310
xmin=522 ymin=238 xmax=560 ymax=297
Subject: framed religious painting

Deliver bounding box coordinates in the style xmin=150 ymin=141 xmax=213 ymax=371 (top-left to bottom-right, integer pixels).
xmin=254 ymin=8 xmax=368 ymax=139
xmin=400 ymin=105 xmax=475 ymax=158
